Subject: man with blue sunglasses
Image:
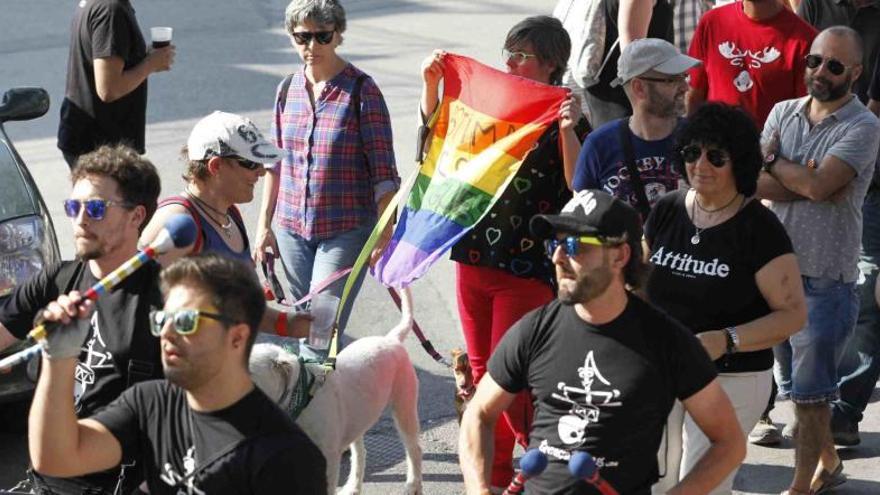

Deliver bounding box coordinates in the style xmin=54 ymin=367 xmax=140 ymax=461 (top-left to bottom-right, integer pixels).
xmin=460 ymin=190 xmax=744 ymax=494
xmin=0 ymin=144 xmax=165 ymax=494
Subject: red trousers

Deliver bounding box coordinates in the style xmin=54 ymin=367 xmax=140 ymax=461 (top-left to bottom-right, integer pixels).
xmin=456 ymin=263 xmax=553 ymax=488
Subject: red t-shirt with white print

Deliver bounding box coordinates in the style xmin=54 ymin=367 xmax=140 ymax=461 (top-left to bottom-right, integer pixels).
xmin=688 ymin=1 xmax=817 ymax=127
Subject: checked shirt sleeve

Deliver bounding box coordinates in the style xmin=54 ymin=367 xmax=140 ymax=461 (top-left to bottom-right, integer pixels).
xmin=359 ymin=78 xmax=400 ymax=190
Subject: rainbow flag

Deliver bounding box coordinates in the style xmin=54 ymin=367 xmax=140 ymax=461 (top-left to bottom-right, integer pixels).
xmin=372 ymin=54 xmax=567 ymax=287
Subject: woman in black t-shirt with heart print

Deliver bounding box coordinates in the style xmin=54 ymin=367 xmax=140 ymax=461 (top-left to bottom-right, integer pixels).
xmin=644 ymin=103 xmax=807 ymax=494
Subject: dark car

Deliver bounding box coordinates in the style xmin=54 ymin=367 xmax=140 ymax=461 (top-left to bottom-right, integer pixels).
xmin=0 ymin=88 xmax=61 ymax=428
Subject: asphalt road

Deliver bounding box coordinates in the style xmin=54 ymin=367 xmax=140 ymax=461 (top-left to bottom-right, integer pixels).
xmin=1 ymin=0 xmax=879 ymax=493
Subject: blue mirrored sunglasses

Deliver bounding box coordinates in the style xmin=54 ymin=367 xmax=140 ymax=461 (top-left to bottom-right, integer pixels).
xmin=543 ymin=236 xmax=606 ymax=257
xmin=62 ymin=199 xmax=130 ymax=220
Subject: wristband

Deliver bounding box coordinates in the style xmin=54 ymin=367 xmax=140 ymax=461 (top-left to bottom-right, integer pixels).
xmin=275 ymin=311 xmax=287 ymax=337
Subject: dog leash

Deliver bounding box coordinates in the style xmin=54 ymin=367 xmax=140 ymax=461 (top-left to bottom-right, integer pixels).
xmin=261 ymin=253 xmax=352 ymax=307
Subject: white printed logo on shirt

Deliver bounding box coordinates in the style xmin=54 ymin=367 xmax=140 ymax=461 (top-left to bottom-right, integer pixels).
xmin=73 ymin=311 xmax=115 ymax=409
xmin=551 ymin=351 xmax=622 ymax=446
xmin=160 ymin=446 xmax=205 ymax=495
xmin=717 ymin=41 xmax=781 ymax=93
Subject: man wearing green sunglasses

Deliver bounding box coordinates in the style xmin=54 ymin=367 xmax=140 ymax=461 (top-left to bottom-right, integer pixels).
xmin=29 ymin=253 xmax=326 ymax=494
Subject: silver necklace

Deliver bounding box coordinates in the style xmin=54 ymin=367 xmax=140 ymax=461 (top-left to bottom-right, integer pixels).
xmin=185 ymin=189 xmax=234 ymax=236
xmin=690 ymin=191 xmax=742 ymax=245
xmin=691 ymin=197 xmax=704 ymax=245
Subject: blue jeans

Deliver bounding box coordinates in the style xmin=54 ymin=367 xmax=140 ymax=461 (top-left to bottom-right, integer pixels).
xmin=275 ymin=223 xmax=372 ymax=360
xmin=833 ymin=189 xmax=880 ymax=423
xmin=774 ymin=276 xmax=859 ymax=404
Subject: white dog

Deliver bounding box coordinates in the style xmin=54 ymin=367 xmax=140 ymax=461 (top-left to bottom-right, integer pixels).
xmin=250 ymin=288 xmax=422 ymax=495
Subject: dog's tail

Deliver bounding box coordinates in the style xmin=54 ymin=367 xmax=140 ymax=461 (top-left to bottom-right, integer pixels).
xmin=385 ymin=286 xmax=414 ymax=343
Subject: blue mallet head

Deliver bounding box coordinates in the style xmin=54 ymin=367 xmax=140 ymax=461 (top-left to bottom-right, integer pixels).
xmin=165 ymin=214 xmax=198 ymax=248
xmin=520 ymin=449 xmax=549 ymax=477
xmin=569 ymin=451 xmax=598 ymax=479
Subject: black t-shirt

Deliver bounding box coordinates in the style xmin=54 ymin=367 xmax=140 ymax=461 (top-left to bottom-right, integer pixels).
xmin=488 ymin=296 xmax=716 ymax=494
xmin=0 ymin=261 xmax=163 ymax=416
xmin=450 ymin=122 xmax=588 ymax=286
xmin=93 ymin=381 xmax=327 ymax=494
xmin=644 ymin=190 xmax=794 ymax=372
xmin=0 ymin=260 xmax=163 ymax=490
xmin=58 ymin=0 xmax=148 ymax=155
xmin=588 ymin=0 xmax=674 ymax=107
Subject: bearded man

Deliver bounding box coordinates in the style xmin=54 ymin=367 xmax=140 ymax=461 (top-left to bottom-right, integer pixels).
xmin=458 ymin=190 xmax=744 ymax=495
xmin=757 ymin=25 xmax=880 ymax=495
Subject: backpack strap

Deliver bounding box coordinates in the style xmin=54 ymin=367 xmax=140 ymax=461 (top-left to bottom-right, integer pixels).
xmin=277 ymin=74 xmax=295 ymax=113
xmin=351 ymin=73 xmax=367 ymax=124
xmin=617 ymin=117 xmax=651 ymax=220
xmin=158 ymin=196 xmax=205 ymax=253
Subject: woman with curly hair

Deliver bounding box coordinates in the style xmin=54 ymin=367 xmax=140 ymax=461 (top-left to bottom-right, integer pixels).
xmin=644 ymin=103 xmax=807 ymax=494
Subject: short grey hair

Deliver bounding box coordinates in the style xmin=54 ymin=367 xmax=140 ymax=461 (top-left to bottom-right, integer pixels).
xmin=284 ymin=0 xmax=346 ymax=36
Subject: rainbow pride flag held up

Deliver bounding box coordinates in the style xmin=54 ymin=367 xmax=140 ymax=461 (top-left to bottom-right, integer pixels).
xmin=372 ymin=54 xmax=568 ymax=288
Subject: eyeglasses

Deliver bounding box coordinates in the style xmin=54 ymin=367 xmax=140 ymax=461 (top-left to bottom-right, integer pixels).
xmin=805 ymin=54 xmax=849 ymax=76
xmin=229 ymin=156 xmax=263 ymax=171
xmin=63 ymin=199 xmax=131 ymax=220
xmin=150 ymin=309 xmax=236 ymax=337
xmin=637 ymin=74 xmax=690 ymax=84
xmin=291 ymin=30 xmax=335 ymax=45
xmin=680 ymin=144 xmax=730 ymax=168
xmin=544 ymin=235 xmax=623 ymax=258
xmin=502 ymin=49 xmax=538 ymax=66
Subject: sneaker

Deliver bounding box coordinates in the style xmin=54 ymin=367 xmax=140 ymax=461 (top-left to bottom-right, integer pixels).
xmin=782 ymin=419 xmax=798 ymax=440
xmin=831 ymin=413 xmax=861 ymax=446
xmin=748 ymin=415 xmax=781 ymax=446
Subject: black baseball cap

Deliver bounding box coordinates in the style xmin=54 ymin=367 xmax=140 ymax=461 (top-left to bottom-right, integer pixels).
xmin=530 ymin=190 xmax=643 ymax=257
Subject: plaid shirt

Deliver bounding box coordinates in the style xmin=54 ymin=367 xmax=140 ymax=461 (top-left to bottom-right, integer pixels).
xmin=271 ymin=64 xmax=399 ymax=240
xmin=672 ymin=0 xmax=714 ymax=53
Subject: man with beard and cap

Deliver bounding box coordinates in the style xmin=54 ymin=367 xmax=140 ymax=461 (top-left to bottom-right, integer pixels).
xmin=26 ymin=253 xmax=326 ymax=494
xmin=757 ymin=26 xmax=880 ymax=495
xmin=573 ymin=38 xmax=698 ymax=218
xmin=459 ymin=189 xmax=745 ymax=494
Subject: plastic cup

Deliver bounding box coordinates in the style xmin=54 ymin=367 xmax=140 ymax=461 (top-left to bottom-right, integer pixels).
xmin=150 ymin=27 xmax=173 ymax=48
xmin=308 ymin=293 xmax=340 ymax=349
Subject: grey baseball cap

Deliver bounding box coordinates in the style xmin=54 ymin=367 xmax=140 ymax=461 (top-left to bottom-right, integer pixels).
xmin=611 ymin=38 xmax=701 ymax=87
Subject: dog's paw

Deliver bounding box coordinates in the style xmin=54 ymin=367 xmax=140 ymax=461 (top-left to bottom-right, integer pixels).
xmin=404 ymin=481 xmax=422 ymax=495
xmin=337 ymin=489 xmax=361 ymax=495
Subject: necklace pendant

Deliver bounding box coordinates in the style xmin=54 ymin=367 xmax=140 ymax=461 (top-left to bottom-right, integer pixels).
xmin=691 ymin=233 xmax=701 ymax=245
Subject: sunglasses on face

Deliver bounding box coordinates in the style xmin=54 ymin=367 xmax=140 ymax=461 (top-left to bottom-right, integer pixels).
xmin=229 ymin=156 xmax=263 ymax=171
xmin=150 ymin=309 xmax=235 ymax=337
xmin=502 ymin=48 xmax=538 ymax=66
xmin=63 ymin=199 xmax=130 ymax=220
xmin=544 ymin=235 xmax=620 ymax=258
xmin=637 ymin=74 xmax=690 ymax=84
xmin=805 ymin=54 xmax=848 ymax=76
xmin=292 ymin=30 xmax=335 ymax=45
xmin=680 ymin=144 xmax=730 ymax=168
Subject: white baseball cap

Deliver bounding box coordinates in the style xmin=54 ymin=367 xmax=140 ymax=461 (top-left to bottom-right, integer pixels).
xmin=186 ymin=111 xmax=282 ymax=166
xmin=611 ymin=38 xmax=701 ymax=87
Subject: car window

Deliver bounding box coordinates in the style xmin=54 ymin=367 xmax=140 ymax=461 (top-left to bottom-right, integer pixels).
xmin=0 ymin=140 xmax=37 ymax=221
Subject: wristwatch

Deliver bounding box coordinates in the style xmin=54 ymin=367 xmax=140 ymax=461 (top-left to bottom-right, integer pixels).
xmin=724 ymin=326 xmax=740 ymax=355
xmin=762 ymin=152 xmax=778 ymax=173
